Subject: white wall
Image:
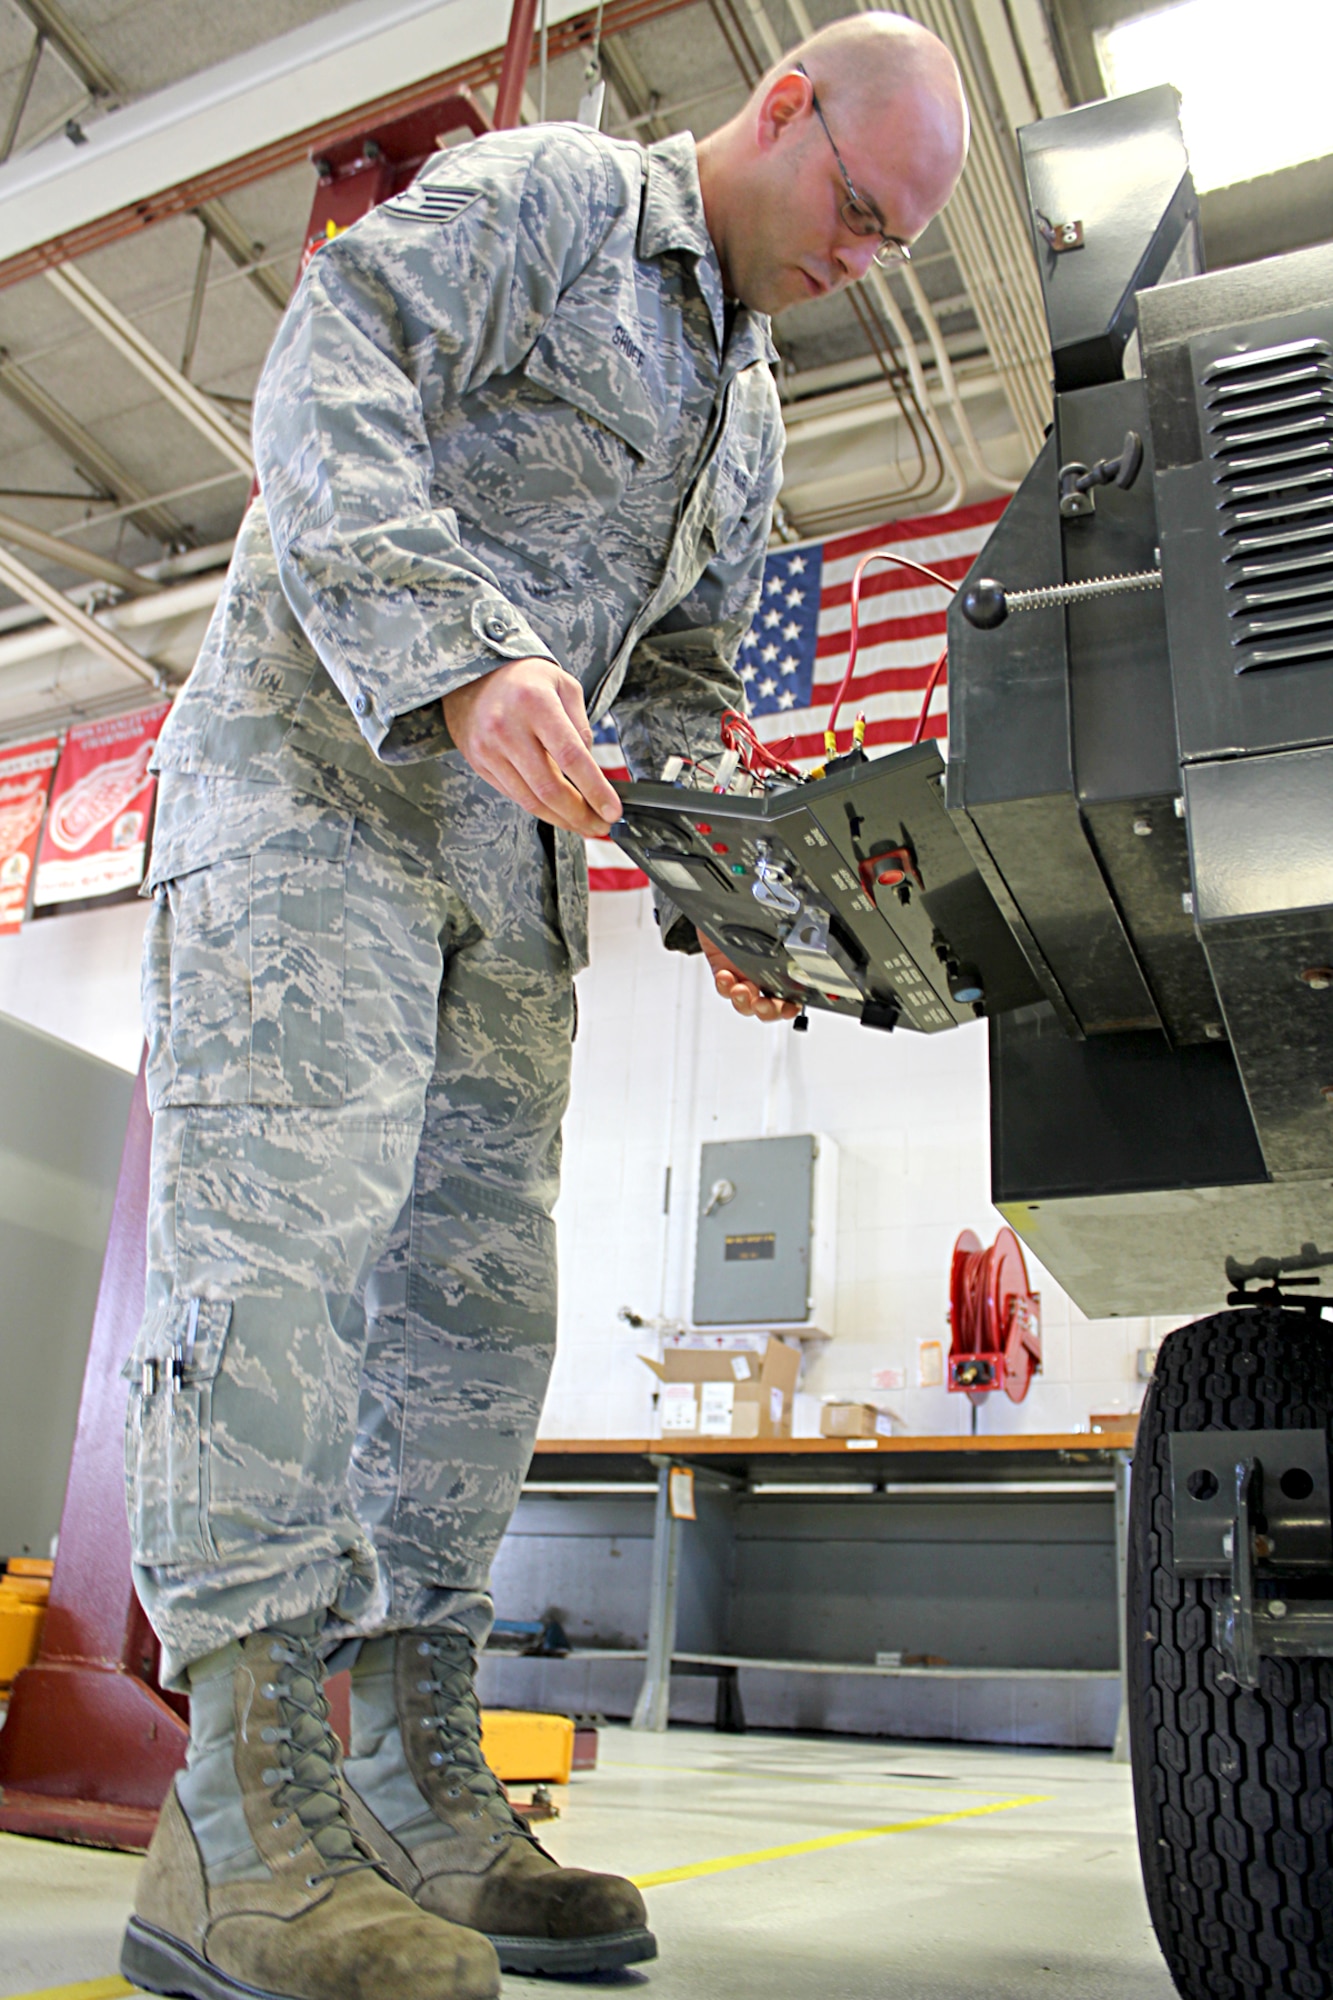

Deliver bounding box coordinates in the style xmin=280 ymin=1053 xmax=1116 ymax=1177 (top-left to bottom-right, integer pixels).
xmin=0 ymin=885 xmax=1188 ymax=1443
xmin=546 ymin=888 xmax=1190 ymax=1443
xmin=0 ymin=899 xmax=148 ymax=1074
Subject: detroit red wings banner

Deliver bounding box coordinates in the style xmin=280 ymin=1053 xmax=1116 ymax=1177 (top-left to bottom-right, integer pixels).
xmin=34 ymin=702 xmax=171 ymax=906
xmin=0 ymin=736 xmax=59 ymax=934
xmin=586 ymin=498 xmax=1006 ymax=891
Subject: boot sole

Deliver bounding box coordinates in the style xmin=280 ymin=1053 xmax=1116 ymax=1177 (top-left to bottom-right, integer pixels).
xmin=122 ymin=1917 xmax=306 ymax=2000
xmin=485 ymin=1925 xmax=658 ymax=1976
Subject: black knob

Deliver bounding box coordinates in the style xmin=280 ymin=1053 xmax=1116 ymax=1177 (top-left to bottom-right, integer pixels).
xmin=960 ymin=578 xmax=1008 ymax=629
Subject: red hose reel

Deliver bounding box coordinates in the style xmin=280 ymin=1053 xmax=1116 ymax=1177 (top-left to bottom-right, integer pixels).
xmin=947 ymin=1227 xmax=1042 ymax=1404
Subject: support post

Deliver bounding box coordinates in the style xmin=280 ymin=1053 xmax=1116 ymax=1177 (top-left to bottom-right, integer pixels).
xmin=494 ymin=0 xmax=540 ymax=130
xmin=631 ymin=1460 xmax=682 ymax=1732
xmin=1111 ymin=1446 xmax=1132 ymax=1763
xmin=0 ymin=1061 xmax=188 ymax=1850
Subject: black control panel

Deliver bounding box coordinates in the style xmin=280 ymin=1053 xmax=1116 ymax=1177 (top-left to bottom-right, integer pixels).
xmin=613 ymin=743 xmax=1042 ymax=1032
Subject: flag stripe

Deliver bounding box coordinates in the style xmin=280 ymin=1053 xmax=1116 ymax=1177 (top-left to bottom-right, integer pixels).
xmin=587 ymin=498 xmax=1002 ymax=890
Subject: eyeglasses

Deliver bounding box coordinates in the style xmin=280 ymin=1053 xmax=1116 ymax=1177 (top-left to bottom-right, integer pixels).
xmin=794 ymin=64 xmax=911 ymax=270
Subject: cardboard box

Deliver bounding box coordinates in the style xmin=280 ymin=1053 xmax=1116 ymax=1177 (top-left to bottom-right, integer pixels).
xmin=820 ymin=1401 xmax=897 ymax=1439
xmin=643 ymin=1335 xmax=801 ymax=1439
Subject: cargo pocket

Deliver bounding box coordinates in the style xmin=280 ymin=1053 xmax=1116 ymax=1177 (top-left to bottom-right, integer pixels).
xmin=123 ymin=1297 xmax=232 ymax=1568
xmin=247 ymin=849 xmax=346 ymax=1106
xmin=159 ymin=842 xmax=348 ymax=1107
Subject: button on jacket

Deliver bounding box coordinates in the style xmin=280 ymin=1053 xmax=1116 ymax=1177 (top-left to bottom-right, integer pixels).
xmin=150 ymin=125 xmax=785 ymax=959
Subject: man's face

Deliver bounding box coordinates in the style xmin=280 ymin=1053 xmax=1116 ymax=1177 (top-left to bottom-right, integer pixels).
xmin=726 ymin=80 xmax=958 ymax=318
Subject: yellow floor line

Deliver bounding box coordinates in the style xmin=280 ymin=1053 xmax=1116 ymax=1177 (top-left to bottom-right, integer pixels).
xmin=629 ymin=1793 xmax=1049 ymax=1888
xmin=7 ymin=1981 xmax=134 ymax=2000
xmin=12 ymin=1799 xmax=1047 ymax=1999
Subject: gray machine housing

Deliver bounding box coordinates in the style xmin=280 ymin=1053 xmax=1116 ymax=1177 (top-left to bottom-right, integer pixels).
xmin=946 ymin=86 xmax=1333 ymax=1316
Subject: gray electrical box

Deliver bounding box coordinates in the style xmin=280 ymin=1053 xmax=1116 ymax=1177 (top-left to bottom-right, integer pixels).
xmin=692 ymin=1134 xmax=838 ymax=1330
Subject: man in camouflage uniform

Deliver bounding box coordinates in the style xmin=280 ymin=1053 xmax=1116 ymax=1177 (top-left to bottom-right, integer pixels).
xmin=121 ymin=15 xmax=967 ymax=2000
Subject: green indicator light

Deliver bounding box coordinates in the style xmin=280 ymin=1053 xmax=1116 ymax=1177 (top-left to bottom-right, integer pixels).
xmin=730 ymin=863 xmax=746 ymax=876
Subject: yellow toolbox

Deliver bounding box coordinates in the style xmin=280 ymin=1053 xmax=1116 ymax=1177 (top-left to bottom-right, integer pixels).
xmin=480 ymin=1709 xmax=575 ymax=1786
xmin=0 ymin=1560 xmax=51 ymax=1689
xmin=4 ymin=1557 xmax=53 ymax=1602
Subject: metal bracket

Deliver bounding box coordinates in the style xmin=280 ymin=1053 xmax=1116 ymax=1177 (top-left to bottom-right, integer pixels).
xmin=1225 ymin=1240 xmax=1333 ymax=1313
xmin=1170 ymin=1429 xmax=1333 ymax=1689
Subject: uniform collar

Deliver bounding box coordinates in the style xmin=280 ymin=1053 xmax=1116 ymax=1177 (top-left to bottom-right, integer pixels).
xmin=640 ymin=133 xmax=777 ymax=371
xmin=640 ymin=133 xmax=714 ymax=263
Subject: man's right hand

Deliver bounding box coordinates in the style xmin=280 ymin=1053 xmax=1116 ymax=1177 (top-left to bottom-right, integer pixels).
xmin=442 ymin=657 xmax=622 ymax=839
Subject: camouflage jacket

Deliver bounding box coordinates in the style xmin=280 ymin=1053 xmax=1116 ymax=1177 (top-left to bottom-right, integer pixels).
xmin=151 ymin=126 xmax=784 ymax=964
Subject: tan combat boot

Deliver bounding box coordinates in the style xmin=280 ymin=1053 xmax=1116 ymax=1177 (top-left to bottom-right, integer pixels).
xmin=344 ymin=1629 xmax=656 ymax=1976
xmin=121 ymin=1624 xmax=500 ymax=2000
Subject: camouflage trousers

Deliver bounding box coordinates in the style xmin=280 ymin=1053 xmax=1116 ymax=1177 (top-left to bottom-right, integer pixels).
xmin=126 ymin=773 xmax=574 ymax=1689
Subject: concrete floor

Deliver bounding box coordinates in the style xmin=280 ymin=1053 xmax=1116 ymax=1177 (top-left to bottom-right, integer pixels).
xmin=0 ymin=1726 xmax=1176 ymax=2000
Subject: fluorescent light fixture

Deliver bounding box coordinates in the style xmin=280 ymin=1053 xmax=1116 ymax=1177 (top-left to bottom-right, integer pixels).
xmin=1096 ymin=0 xmax=1333 ymax=194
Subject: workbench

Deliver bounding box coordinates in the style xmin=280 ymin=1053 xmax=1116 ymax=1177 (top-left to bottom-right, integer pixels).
xmin=481 ymin=1431 xmax=1136 ymax=1755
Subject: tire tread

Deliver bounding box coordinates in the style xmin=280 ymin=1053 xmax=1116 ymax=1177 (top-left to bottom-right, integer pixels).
xmin=1130 ymin=1307 xmax=1333 ymax=2000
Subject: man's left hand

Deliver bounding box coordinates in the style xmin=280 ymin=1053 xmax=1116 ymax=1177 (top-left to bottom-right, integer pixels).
xmin=698 ymin=929 xmax=802 ymax=1023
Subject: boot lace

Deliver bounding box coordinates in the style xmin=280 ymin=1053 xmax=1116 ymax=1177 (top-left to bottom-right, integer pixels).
xmin=413 ymin=1630 xmax=531 ymax=1841
xmin=259 ymin=1635 xmax=379 ymax=1885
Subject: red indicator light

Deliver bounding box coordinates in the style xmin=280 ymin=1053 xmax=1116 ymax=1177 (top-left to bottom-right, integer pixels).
xmin=694 ymin=823 xmax=713 ymax=835
xmin=712 ymin=841 xmax=730 ymax=855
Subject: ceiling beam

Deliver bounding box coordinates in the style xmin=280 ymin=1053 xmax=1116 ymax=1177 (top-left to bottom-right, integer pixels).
xmin=598 ymin=36 xmax=672 ymax=143
xmin=44 ymin=263 xmax=255 ymax=475
xmin=194 ymin=199 xmax=291 ymax=316
xmin=0 ymin=510 xmax=162 ymax=593
xmin=5 ymin=3 xmax=292 ymax=317
xmin=0 ymin=0 xmax=694 ymax=292
xmin=8 ymin=0 xmax=121 ymax=105
xmin=0 ymin=541 xmax=162 ymax=686
xmin=0 ymin=350 xmax=189 ymax=544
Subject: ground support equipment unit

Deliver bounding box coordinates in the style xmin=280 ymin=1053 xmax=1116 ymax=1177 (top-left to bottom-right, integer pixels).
xmin=615 ymin=84 xmax=1333 ymax=2000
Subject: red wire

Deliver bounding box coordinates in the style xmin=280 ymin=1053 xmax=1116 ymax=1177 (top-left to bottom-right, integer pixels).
xmin=720 ymin=707 xmax=801 ymax=780
xmin=910 ymin=646 xmax=948 ymax=746
xmin=826 ymin=549 xmax=957 ymax=751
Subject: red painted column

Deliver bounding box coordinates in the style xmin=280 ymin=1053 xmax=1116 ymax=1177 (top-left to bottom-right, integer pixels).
xmin=494 ymin=0 xmax=541 ymax=130
xmin=0 ymin=1062 xmax=188 ymax=1850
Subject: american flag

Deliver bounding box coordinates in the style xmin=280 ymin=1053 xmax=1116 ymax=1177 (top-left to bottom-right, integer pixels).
xmin=587 ymin=497 xmax=1007 ymax=890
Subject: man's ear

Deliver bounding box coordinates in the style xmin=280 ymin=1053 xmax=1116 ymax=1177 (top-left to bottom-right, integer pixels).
xmin=756 ymin=67 xmax=813 ymax=151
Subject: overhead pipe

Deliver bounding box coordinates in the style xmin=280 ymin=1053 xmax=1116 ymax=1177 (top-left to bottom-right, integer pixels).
xmin=894 ymin=0 xmax=1051 ymax=460
xmin=864 ymin=267 xmax=967 ymax=512
xmin=494 ymin=0 xmax=542 ymax=130
xmin=897 ymin=261 xmax=1020 ymax=492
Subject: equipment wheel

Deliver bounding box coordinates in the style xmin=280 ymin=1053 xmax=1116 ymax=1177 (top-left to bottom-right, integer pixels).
xmin=1129 ymin=1306 xmax=1333 ymax=1999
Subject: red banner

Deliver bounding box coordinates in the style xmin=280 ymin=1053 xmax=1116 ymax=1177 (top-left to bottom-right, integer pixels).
xmin=0 ymin=736 xmax=60 ymax=934
xmin=34 ymin=703 xmax=171 ymax=907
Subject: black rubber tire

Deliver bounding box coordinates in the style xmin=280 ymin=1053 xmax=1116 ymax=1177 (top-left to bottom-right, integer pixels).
xmin=1129 ymin=1306 xmax=1333 ymax=2000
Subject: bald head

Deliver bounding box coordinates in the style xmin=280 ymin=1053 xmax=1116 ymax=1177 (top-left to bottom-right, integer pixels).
xmin=774 ymin=13 xmax=969 ymax=207
xmin=696 ymin=10 xmax=968 ymax=315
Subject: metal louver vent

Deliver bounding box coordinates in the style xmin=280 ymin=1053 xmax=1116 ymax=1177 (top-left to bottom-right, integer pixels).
xmin=1206 ymin=336 xmax=1333 ymax=673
